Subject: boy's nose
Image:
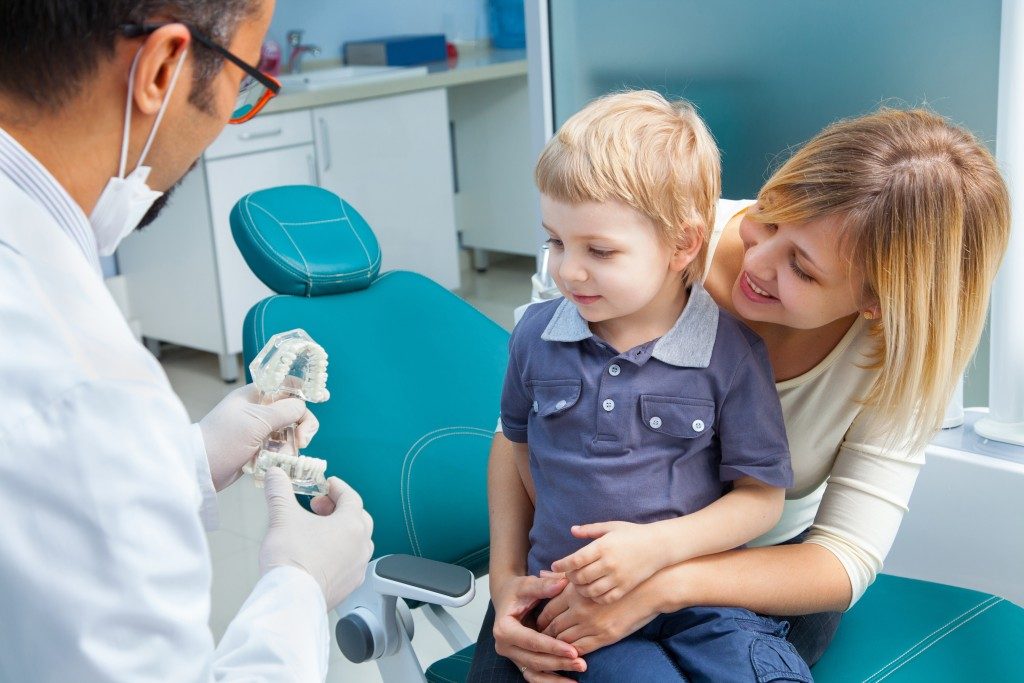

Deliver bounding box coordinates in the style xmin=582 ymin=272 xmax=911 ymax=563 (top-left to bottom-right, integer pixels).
xmin=558 ymin=256 xmax=587 ymax=283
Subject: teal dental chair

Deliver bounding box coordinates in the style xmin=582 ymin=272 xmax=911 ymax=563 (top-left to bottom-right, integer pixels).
xmin=231 ymin=185 xmax=1024 ymax=683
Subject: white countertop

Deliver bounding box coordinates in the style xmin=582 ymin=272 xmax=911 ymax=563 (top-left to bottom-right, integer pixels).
xmin=264 ymin=48 xmax=527 ymax=113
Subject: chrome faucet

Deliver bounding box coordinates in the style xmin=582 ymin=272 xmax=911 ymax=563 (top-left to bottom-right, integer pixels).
xmin=286 ymin=30 xmax=321 ymax=74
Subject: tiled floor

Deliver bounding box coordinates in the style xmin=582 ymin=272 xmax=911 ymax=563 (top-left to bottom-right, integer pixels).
xmin=162 ymin=254 xmax=534 ymax=682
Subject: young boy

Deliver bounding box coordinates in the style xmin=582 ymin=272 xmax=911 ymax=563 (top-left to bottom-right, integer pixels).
xmin=489 ymin=91 xmax=812 ymax=681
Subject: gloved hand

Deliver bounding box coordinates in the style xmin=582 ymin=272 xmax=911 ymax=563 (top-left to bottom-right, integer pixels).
xmin=198 ymin=384 xmax=320 ymax=491
xmin=260 ymin=467 xmax=375 ymax=610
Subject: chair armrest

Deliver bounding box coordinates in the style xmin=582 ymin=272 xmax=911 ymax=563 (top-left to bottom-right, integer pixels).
xmin=335 ymin=555 xmax=476 ymax=664
xmin=373 ymin=554 xmax=475 ymax=607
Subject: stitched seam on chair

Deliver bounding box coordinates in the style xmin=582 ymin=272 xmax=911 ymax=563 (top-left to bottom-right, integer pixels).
xmin=337 ymin=197 xmax=375 ymax=287
xmin=401 ymin=427 xmax=493 ymax=556
xmin=248 ymin=200 xmax=312 ymax=291
xmin=241 ymin=196 xmax=308 ymax=282
xmin=453 ymin=547 xmax=489 ymax=567
xmin=402 ymin=427 xmax=493 ymax=556
xmin=241 ymin=195 xmax=383 ymax=285
xmin=862 ymin=596 xmax=1002 ymax=682
xmin=278 ymin=217 xmax=346 ymax=226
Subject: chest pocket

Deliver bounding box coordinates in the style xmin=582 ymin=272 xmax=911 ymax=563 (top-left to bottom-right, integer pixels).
xmin=529 ymin=379 xmax=582 ymax=417
xmin=640 ymin=395 xmax=715 ymax=438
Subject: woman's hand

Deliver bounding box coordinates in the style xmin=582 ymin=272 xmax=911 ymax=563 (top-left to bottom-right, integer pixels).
xmin=491 ymin=574 xmax=587 ymax=677
xmin=535 ymin=573 xmax=667 ymax=656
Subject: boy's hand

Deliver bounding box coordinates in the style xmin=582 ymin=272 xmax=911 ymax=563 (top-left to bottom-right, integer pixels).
xmin=550 ymin=521 xmax=663 ymax=604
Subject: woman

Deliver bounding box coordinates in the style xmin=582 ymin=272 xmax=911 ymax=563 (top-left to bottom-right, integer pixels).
xmin=470 ymin=108 xmax=1011 ymax=681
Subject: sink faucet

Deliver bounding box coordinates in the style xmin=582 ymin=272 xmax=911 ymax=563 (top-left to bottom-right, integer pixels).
xmin=286 ymin=30 xmax=321 ymax=74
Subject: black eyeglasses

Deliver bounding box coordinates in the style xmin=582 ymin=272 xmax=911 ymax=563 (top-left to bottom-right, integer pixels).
xmin=120 ymin=22 xmax=281 ymax=124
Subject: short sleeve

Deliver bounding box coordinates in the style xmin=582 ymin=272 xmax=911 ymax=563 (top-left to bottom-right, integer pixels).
xmin=802 ymin=408 xmax=925 ymax=608
xmin=717 ymin=340 xmax=793 ymax=487
xmin=499 ymin=327 xmax=532 ymax=443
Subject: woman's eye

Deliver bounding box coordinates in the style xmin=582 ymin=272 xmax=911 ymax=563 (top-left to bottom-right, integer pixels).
xmin=590 ymin=248 xmax=614 ymax=259
xmin=789 ymin=259 xmax=813 ymax=283
xmin=545 ymin=238 xmax=564 ymax=249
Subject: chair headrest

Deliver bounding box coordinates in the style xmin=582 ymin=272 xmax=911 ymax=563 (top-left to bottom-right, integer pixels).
xmin=230 ymin=185 xmax=381 ymax=297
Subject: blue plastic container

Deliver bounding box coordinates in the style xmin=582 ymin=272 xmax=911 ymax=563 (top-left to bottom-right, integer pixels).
xmin=489 ymin=0 xmax=526 ymax=49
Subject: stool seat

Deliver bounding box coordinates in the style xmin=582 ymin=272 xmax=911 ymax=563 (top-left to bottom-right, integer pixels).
xmin=426 ymin=575 xmax=1024 ymax=682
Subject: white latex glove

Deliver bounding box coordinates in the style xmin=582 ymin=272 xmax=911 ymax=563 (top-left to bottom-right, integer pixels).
xmin=198 ymin=384 xmax=320 ymax=491
xmin=260 ymin=467 xmax=375 ymax=610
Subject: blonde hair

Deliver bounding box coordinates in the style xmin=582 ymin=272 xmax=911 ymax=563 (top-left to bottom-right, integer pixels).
xmin=752 ymin=108 xmax=1010 ymax=451
xmin=535 ymin=90 xmax=721 ymax=285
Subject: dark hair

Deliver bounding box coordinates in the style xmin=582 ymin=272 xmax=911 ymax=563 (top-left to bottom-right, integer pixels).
xmin=0 ymin=0 xmax=261 ymax=113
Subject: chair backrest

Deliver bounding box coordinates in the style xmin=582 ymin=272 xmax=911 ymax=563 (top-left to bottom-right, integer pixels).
xmin=231 ymin=185 xmax=508 ymax=576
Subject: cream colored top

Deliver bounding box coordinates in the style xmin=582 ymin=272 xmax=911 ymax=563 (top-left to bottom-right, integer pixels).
xmin=710 ymin=199 xmax=925 ymax=607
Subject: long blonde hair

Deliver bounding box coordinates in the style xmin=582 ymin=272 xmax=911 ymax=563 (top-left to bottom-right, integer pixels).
xmin=535 ymin=90 xmax=721 ymax=285
xmin=751 ymin=108 xmax=1010 ymax=451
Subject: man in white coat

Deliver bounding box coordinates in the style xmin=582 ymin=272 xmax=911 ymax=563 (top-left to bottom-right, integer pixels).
xmin=0 ymin=1 xmax=374 ymax=680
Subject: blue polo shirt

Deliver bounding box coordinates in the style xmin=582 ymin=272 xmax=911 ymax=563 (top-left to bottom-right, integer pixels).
xmin=500 ymin=284 xmax=792 ymax=575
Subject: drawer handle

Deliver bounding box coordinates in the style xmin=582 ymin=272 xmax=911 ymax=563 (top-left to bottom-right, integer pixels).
xmin=238 ymin=127 xmax=283 ymax=141
xmin=319 ymin=118 xmax=332 ymax=172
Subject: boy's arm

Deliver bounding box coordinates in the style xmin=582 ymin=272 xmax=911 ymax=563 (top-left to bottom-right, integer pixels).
xmin=488 ymin=431 xmax=586 ymax=673
xmin=552 ymin=477 xmax=783 ymax=603
xmin=487 ymin=433 xmax=533 ymax=590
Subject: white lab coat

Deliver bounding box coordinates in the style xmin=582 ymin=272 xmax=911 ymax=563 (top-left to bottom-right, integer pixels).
xmin=0 ymin=172 xmax=330 ymax=681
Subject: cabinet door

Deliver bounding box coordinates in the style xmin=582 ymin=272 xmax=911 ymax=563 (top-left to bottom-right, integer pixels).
xmin=314 ymin=89 xmax=460 ymax=290
xmin=206 ymin=143 xmax=319 ymax=354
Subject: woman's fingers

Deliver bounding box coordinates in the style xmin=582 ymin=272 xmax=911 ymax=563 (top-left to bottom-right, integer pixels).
xmin=535 ymin=592 xmax=569 ymax=632
xmin=495 ymin=615 xmax=578 ymax=659
xmin=523 ymin=670 xmax=577 ymax=683
xmin=505 ymin=645 xmax=586 ymax=675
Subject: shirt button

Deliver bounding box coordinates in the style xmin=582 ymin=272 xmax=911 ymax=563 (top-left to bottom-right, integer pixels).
xmin=555 ymin=399 xmax=567 ymax=410
xmin=692 ymin=419 xmax=705 ymax=432
xmin=533 ymin=401 xmax=539 ymax=413
xmin=602 ymin=398 xmax=615 ymax=412
xmin=649 ymin=416 xmax=662 ymax=429
xmin=608 ymin=364 xmax=621 ymax=376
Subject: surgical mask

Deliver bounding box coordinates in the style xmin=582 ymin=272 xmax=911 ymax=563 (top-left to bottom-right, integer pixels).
xmin=90 ymin=47 xmax=188 ymax=256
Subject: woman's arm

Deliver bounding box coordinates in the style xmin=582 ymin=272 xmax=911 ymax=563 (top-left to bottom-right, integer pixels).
xmin=486 ymin=432 xmax=586 ymax=674
xmin=537 ymin=541 xmax=851 ymax=656
xmin=549 ymin=477 xmax=784 ymax=603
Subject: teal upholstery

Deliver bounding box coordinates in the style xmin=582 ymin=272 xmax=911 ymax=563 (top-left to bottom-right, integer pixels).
xmin=424 ymin=576 xmax=1024 ymax=682
xmin=232 ymin=186 xmax=507 ymax=574
xmin=230 ymin=184 xmax=381 ymax=296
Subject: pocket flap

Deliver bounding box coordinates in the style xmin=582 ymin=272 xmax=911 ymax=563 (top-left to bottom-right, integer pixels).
xmin=640 ymin=395 xmax=715 ymax=438
xmin=530 ymin=380 xmax=582 ymax=417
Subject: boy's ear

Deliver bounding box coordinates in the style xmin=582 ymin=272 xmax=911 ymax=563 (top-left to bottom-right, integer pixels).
xmin=669 ymin=230 xmax=704 ymax=272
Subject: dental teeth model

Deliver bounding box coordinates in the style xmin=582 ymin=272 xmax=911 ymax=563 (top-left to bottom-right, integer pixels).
xmin=244 ymin=329 xmax=331 ymax=496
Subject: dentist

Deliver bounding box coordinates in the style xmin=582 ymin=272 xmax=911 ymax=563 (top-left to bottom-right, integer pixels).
xmin=0 ymin=1 xmax=373 ymax=681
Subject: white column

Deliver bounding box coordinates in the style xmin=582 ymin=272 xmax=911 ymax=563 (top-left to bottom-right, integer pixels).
xmin=976 ymin=0 xmax=1024 ymax=446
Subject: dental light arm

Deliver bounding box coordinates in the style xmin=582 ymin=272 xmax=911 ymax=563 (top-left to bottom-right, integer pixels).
xmin=244 ymin=329 xmax=331 ymax=495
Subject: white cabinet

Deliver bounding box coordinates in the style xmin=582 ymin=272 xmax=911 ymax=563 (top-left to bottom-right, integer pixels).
xmin=118 ymin=110 xmax=317 ymax=381
xmin=313 ymin=89 xmax=460 ymax=290
xmin=449 ymin=75 xmax=538 ymax=258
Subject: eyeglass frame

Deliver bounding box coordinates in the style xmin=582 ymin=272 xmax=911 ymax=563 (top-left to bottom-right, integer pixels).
xmin=119 ymin=22 xmax=280 ymax=124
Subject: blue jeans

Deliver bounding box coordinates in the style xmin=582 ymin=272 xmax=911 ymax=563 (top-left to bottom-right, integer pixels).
xmin=568 ymin=606 xmax=812 ymax=682
xmin=468 ymin=602 xmax=828 ymax=682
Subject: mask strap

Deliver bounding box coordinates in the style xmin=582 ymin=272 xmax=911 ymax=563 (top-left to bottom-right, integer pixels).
xmin=118 ymin=45 xmax=190 ymax=177
xmin=136 ymin=47 xmax=189 ymax=171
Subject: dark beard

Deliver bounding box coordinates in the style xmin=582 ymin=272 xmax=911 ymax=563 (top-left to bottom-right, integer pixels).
xmin=133 ymin=159 xmax=199 ymax=231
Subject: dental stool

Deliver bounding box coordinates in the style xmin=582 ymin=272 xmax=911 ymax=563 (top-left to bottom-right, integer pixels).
xmin=231 ymin=184 xmax=507 ymax=681
xmin=231 ymin=185 xmax=1024 ymax=682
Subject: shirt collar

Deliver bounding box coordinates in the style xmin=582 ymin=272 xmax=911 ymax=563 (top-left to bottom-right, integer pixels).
xmin=0 ymin=126 xmax=101 ymax=274
xmin=541 ymin=283 xmax=719 ymax=368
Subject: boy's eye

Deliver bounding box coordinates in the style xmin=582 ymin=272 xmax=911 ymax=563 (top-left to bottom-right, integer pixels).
xmin=789 ymin=259 xmax=813 ymax=283
xmin=590 ymin=247 xmax=614 ymax=259
xmin=545 ymin=237 xmax=564 ymax=249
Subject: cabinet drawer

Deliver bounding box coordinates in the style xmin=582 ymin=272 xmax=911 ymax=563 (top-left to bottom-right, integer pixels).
xmin=205 ymin=110 xmax=313 ymax=159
